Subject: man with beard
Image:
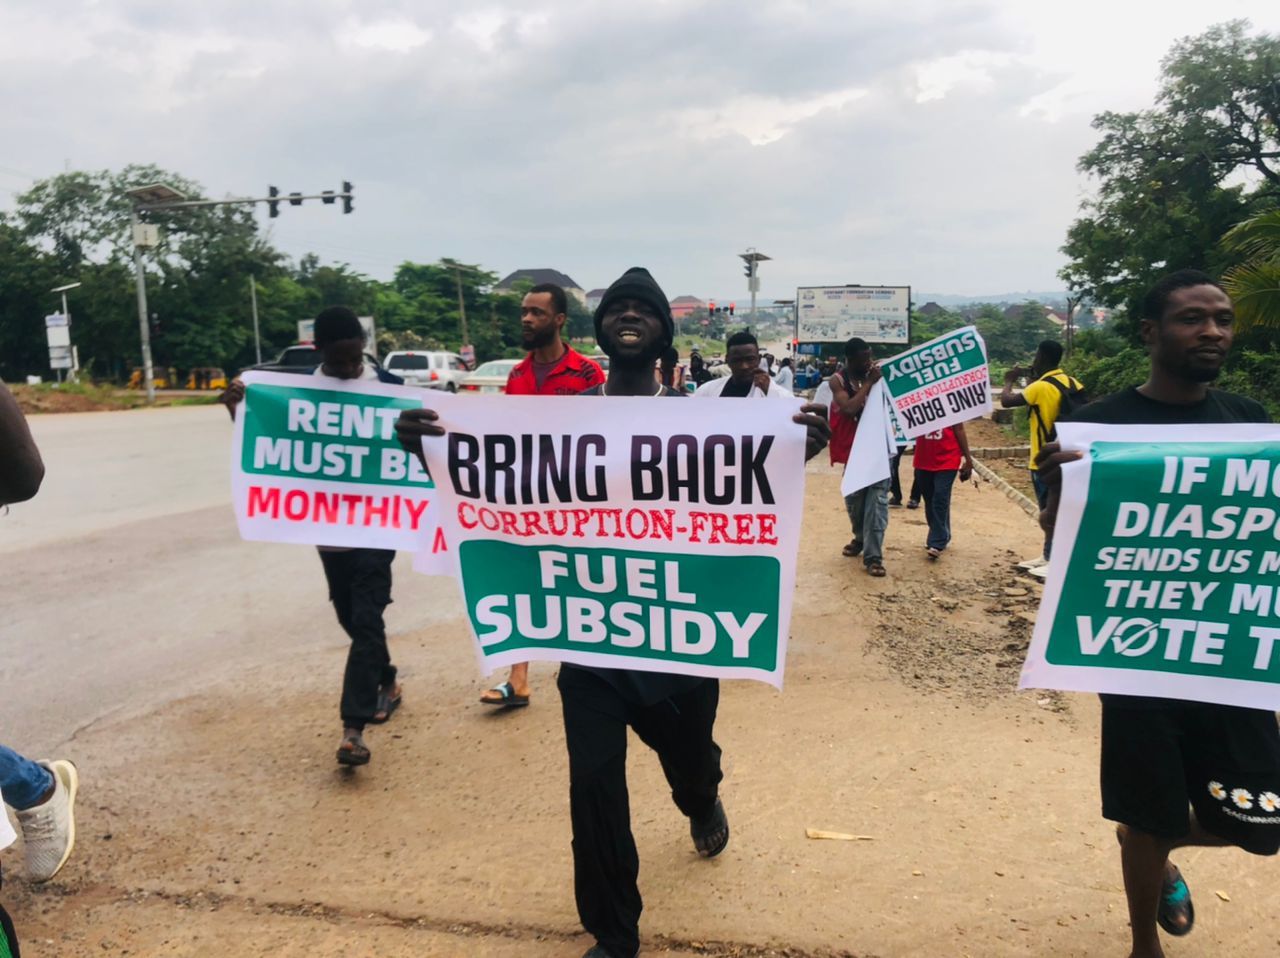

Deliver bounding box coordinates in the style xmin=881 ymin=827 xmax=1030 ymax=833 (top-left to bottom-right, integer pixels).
xmin=478 ymin=284 xmax=604 ymax=709
xmin=397 ymin=266 xmax=830 ymax=958
xmin=1037 ymin=270 xmax=1279 ymax=958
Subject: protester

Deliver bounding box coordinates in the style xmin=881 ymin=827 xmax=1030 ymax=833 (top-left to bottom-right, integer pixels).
xmin=694 ymin=330 xmax=792 ymax=399
xmin=396 ymin=266 xmax=830 ymax=958
xmin=1037 ymin=270 xmax=1278 ymax=958
xmin=688 ymin=350 xmax=712 ymax=387
xmin=774 ymin=357 xmax=794 ymax=393
xmin=223 ymin=306 xmax=406 ymax=767
xmin=1000 ymin=340 xmax=1084 ymax=564
xmin=656 ymin=345 xmax=686 ymax=391
xmin=480 ymin=283 xmax=605 ymax=708
xmin=1 ymin=380 xmax=81 ymax=935
xmin=829 ymin=338 xmax=890 ymax=577
xmin=911 ymin=424 xmax=975 ymax=559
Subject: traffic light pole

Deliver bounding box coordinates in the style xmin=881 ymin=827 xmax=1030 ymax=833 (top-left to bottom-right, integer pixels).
xmin=134 ymin=190 xmax=353 ymax=213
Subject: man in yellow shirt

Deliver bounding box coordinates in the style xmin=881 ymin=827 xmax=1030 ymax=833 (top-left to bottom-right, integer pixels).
xmin=1000 ymin=340 xmax=1083 ymax=564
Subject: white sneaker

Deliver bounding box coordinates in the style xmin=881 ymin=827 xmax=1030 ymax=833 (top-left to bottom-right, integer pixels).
xmin=1017 ymin=556 xmax=1049 ymax=571
xmin=15 ymin=759 xmax=78 ymax=882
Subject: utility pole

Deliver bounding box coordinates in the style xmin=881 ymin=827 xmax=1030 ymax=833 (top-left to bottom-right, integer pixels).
xmin=453 ymin=266 xmax=470 ymax=346
xmin=125 ymin=181 xmax=354 ymax=403
xmin=249 ymin=274 xmax=262 ymax=365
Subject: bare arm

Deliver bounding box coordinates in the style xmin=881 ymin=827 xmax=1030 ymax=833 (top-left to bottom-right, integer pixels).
xmin=0 ymin=381 xmax=45 ymax=504
xmin=954 ymin=422 xmax=975 ymax=482
xmin=830 ymin=365 xmax=881 ymax=417
xmin=1000 ymin=367 xmax=1027 ymax=408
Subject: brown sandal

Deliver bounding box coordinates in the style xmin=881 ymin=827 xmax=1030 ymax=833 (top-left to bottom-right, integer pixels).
xmin=866 ymin=562 xmax=886 ymax=577
xmin=842 ymin=539 xmax=864 ymax=558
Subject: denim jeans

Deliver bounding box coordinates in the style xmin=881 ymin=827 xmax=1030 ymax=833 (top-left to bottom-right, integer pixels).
xmin=914 ymin=469 xmax=957 ymax=551
xmin=0 ymin=745 xmax=52 ymax=811
xmin=844 ymin=478 xmax=891 ymax=565
xmin=1031 ymin=470 xmax=1052 ymax=559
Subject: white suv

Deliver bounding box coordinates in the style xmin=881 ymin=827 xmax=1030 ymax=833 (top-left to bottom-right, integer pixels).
xmin=384 ymin=351 xmax=471 ymax=391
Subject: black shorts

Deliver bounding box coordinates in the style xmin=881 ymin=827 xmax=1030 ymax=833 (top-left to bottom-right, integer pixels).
xmin=1101 ymin=701 xmax=1280 ymax=855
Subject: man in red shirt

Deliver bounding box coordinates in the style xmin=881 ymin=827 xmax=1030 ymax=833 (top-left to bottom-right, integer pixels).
xmin=480 ymin=283 xmax=604 ymax=708
xmin=911 ymin=423 xmax=975 ymax=559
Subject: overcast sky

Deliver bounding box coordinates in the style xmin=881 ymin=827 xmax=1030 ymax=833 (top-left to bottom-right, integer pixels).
xmin=2 ymin=1 xmax=1276 ymax=300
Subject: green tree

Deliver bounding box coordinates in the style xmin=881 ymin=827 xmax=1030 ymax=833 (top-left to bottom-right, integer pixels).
xmin=1220 ymin=208 xmax=1280 ymax=331
xmin=1059 ymin=21 xmax=1280 ymax=326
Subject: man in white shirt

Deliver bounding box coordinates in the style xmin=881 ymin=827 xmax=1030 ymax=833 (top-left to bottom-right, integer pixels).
xmin=694 ymin=331 xmax=793 ymax=400
xmin=774 ymin=358 xmax=794 ymax=393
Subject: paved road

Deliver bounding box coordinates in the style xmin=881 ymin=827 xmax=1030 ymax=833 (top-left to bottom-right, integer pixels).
xmin=0 ymin=405 xmax=457 ymax=749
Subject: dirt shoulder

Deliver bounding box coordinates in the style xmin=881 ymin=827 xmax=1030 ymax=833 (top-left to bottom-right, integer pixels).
xmin=5 ymin=461 xmax=1276 ymax=957
xmin=10 ymin=383 xmax=218 ymax=415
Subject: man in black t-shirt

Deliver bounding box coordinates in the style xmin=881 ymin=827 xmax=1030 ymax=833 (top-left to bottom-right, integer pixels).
xmin=398 ymin=267 xmax=830 ymax=958
xmin=1038 ymin=270 xmax=1279 ymax=958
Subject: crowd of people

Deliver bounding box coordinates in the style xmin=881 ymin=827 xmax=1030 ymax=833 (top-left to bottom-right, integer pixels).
xmin=3 ymin=267 xmax=1275 ymax=958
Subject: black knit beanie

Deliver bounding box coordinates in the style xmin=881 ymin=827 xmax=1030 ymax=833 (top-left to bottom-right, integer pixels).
xmin=593 ymin=267 xmax=674 ymax=350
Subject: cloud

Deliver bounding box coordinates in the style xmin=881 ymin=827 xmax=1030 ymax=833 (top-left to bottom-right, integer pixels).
xmin=1 ymin=0 xmax=1277 ymax=298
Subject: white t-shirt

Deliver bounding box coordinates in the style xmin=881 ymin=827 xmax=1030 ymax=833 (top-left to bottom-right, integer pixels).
xmin=693 ymin=376 xmax=794 ymax=400
xmin=774 ymin=366 xmax=794 ymax=392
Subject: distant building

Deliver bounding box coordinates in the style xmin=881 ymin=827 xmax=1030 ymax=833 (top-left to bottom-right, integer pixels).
xmin=669 ymin=295 xmax=706 ymax=319
xmin=495 ymin=269 xmax=586 ymax=307
xmin=585 ymin=288 xmax=608 ymax=312
xmin=917 ymin=301 xmax=946 ymax=316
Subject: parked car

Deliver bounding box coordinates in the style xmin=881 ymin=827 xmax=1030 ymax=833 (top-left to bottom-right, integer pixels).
xmin=459 ymin=359 xmax=519 ymax=394
xmin=383 ymin=351 xmax=470 ymax=391
xmin=247 ymin=345 xmax=380 ymax=376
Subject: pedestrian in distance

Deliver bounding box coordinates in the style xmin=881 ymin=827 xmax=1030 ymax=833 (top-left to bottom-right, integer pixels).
xmin=1000 ymin=339 xmax=1085 ymax=566
xmin=1037 ymin=270 xmax=1279 ymax=958
xmin=693 ymin=330 xmax=792 ymax=399
xmin=829 ymin=338 xmax=890 ymax=577
xmin=222 ymin=306 xmax=406 ymax=767
xmin=655 ymin=345 xmax=686 ymax=392
xmin=480 ymin=283 xmax=605 ymax=709
xmin=773 ymin=357 xmax=794 ymax=393
xmin=396 ymin=266 xmax=830 ymax=958
xmin=911 ymin=424 xmax=975 ymax=559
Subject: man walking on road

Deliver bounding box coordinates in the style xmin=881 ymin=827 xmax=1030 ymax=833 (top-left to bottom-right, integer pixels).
xmin=1038 ymin=270 xmax=1280 ymax=958
xmin=222 ymin=307 xmax=406 ymax=767
xmin=829 ymin=338 xmax=890 ymax=577
xmin=479 ymin=283 xmax=604 ymax=709
xmin=911 ymin=424 xmax=975 ymax=559
xmin=1000 ymin=339 xmax=1083 ymax=564
xmin=396 ymin=267 xmax=830 ymax=958
xmin=694 ymin=330 xmax=792 ymax=399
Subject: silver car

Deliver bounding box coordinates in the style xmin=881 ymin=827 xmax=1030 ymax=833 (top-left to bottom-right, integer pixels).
xmin=459 ymin=359 xmax=519 ymax=394
xmin=383 ymin=351 xmax=470 ymax=391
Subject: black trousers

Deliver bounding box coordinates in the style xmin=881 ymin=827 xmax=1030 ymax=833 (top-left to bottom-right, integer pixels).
xmin=557 ymin=667 xmax=723 ymax=958
xmin=889 ymin=451 xmax=903 ymax=502
xmin=318 ymin=548 xmax=396 ymax=731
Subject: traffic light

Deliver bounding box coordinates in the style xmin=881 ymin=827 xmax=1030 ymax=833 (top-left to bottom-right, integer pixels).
xmin=729 ymin=303 xmax=735 ymax=315
xmin=267 ymin=186 xmax=280 ymax=218
xmin=321 ymin=190 xmax=336 ymax=205
xmin=288 ymin=192 xmax=303 ymax=207
xmin=342 ymin=181 xmax=354 ymax=214
xmin=744 ymin=259 xmax=754 ymax=278
xmin=708 ymin=301 xmax=716 ymax=315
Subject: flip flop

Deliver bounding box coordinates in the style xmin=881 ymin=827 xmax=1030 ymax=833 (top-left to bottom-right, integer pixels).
xmin=369 ymin=687 xmax=401 ymax=724
xmin=336 ymin=734 xmax=370 ymax=766
xmin=691 ymin=799 xmax=730 ymax=858
xmin=480 ymin=681 xmax=530 ymax=708
xmin=1157 ymin=864 xmax=1195 ymax=937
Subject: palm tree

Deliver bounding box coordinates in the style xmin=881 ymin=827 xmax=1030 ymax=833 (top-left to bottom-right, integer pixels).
xmin=1221 ymin=209 xmax=1280 ymax=331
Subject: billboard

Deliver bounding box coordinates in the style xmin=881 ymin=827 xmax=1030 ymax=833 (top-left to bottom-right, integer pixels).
xmin=796 ymin=286 xmax=910 ymax=346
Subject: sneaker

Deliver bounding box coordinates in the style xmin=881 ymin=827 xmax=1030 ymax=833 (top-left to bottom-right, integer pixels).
xmin=15 ymin=759 xmax=78 ymax=882
xmin=906 ymin=499 xmax=920 ymax=510
xmin=926 ymin=547 xmax=941 ymax=560
xmin=1017 ymin=556 xmax=1049 ymax=571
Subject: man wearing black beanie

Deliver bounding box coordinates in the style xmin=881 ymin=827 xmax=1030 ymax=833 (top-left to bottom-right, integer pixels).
xmin=396 ymin=267 xmax=831 ymax=958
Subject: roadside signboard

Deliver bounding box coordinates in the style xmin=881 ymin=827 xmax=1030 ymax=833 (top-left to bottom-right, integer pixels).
xmin=796 ymin=286 xmax=910 ymax=346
